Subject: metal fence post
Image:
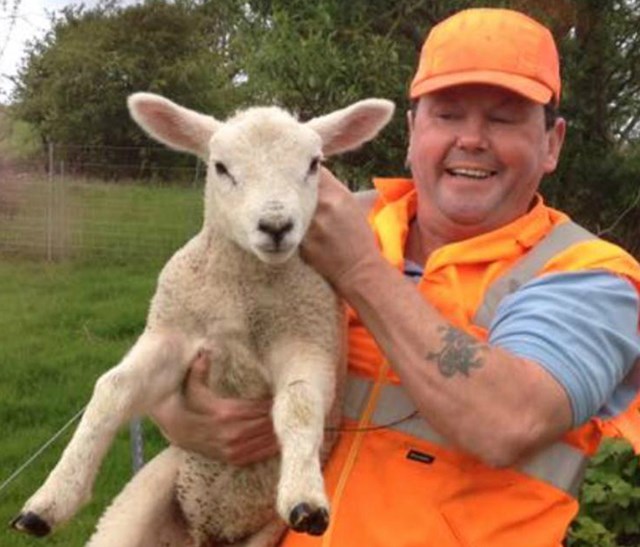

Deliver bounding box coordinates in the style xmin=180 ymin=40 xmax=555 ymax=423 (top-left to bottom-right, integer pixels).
xmin=193 ymin=156 xmax=201 ymax=187
xmin=129 ymin=418 xmax=145 ymax=474
xmin=58 ymin=160 xmax=66 ymax=259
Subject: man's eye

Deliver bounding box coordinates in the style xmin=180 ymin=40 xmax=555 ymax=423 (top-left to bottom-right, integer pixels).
xmin=489 ymin=115 xmax=513 ymax=124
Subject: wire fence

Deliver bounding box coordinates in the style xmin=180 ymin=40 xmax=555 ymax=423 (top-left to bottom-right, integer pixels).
xmin=0 ymin=143 xmax=206 ymax=263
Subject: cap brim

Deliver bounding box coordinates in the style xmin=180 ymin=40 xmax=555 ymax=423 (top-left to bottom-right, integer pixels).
xmin=410 ymin=70 xmax=554 ymax=104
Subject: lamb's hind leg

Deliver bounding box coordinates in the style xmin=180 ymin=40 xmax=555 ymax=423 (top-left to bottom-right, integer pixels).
xmin=86 ymin=446 xmax=191 ymax=547
xmin=270 ymin=340 xmax=335 ymax=537
xmin=12 ymin=330 xmax=200 ymax=537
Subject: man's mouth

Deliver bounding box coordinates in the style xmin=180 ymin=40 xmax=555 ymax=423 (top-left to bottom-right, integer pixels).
xmin=445 ymin=167 xmax=497 ymax=180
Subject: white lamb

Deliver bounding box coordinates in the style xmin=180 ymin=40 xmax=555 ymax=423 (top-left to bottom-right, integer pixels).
xmin=12 ymin=92 xmax=394 ymax=546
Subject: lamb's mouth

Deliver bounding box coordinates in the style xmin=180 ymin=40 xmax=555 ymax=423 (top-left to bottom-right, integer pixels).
xmin=260 ymin=242 xmax=294 ymax=253
xmin=446 ymin=167 xmax=498 ymax=179
xmin=263 ymin=248 xmax=288 ymax=255
xmin=256 ymin=242 xmax=296 ymax=258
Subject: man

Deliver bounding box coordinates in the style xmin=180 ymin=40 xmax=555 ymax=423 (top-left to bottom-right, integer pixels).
xmin=154 ymin=8 xmax=640 ymax=546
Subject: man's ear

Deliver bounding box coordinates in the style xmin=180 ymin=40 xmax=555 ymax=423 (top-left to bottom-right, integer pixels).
xmin=543 ymin=117 xmax=566 ymax=174
xmin=406 ymin=109 xmax=415 ymax=138
xmin=405 ymin=109 xmax=415 ymax=169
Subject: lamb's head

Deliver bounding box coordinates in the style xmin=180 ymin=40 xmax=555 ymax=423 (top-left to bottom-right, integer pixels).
xmin=127 ymin=93 xmax=394 ymax=264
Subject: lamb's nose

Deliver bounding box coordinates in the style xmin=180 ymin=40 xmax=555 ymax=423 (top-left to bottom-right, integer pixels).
xmin=258 ymin=219 xmax=294 ymax=245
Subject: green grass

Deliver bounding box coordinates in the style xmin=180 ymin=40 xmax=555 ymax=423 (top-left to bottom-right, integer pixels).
xmin=0 ymin=259 xmax=169 ymax=546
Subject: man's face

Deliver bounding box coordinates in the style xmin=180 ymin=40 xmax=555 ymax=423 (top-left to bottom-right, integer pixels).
xmin=408 ymin=84 xmax=565 ymax=237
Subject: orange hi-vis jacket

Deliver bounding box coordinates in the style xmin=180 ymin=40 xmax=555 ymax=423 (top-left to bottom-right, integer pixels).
xmin=281 ymin=178 xmax=640 ymax=547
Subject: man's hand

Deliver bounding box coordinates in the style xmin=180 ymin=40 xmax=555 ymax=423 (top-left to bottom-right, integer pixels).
xmin=301 ymin=167 xmax=381 ymax=292
xmin=150 ymin=351 xmax=279 ymax=466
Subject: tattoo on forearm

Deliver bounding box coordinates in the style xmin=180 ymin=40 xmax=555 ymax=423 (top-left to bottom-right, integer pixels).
xmin=426 ymin=325 xmax=485 ymax=378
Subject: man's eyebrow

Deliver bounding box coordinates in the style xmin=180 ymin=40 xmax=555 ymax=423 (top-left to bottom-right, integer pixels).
xmin=429 ymin=95 xmax=459 ymax=108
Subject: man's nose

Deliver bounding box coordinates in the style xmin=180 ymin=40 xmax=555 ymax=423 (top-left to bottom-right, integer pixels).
xmin=455 ymin=117 xmax=489 ymax=150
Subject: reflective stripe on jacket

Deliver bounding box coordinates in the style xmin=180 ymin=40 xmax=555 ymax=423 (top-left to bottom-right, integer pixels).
xmin=281 ymin=178 xmax=640 ymax=547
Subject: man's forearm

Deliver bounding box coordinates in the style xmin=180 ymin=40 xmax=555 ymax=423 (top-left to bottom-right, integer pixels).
xmin=337 ymin=257 xmax=572 ymax=466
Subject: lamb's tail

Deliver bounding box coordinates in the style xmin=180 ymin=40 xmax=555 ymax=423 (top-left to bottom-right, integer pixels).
xmin=86 ymin=446 xmax=192 ymax=547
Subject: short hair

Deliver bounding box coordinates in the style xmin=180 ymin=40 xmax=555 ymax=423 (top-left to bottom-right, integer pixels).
xmin=543 ymin=101 xmax=559 ymax=131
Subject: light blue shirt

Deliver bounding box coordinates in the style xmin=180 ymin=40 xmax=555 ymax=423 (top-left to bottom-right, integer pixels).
xmin=487 ymin=271 xmax=640 ymax=426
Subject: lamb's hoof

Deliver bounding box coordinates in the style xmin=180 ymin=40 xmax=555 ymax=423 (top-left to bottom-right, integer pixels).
xmin=10 ymin=512 xmax=51 ymax=537
xmin=289 ymin=503 xmax=329 ymax=536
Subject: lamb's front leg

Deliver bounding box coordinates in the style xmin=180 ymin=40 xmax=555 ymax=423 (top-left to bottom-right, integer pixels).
xmin=12 ymin=329 xmax=200 ymax=537
xmin=270 ymin=340 xmax=336 ymax=537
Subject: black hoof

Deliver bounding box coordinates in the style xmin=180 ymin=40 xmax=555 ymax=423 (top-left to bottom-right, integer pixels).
xmin=10 ymin=512 xmax=51 ymax=537
xmin=289 ymin=503 xmax=329 ymax=536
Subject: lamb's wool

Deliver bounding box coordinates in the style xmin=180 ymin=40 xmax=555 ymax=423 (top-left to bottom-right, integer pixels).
xmin=14 ymin=94 xmax=394 ymax=547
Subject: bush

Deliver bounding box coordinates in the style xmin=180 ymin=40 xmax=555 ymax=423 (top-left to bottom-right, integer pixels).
xmin=570 ymin=440 xmax=640 ymax=547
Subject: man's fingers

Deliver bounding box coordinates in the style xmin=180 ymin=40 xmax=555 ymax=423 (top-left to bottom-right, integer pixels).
xmin=229 ymin=431 xmax=281 ymax=466
xmin=152 ymin=348 xmax=277 ymax=464
xmin=183 ymin=350 xmax=219 ymax=413
xmin=183 ymin=351 xmax=273 ymax=417
xmin=149 ymin=392 xmax=183 ymax=435
xmin=225 ymin=414 xmax=275 ymax=445
xmin=185 ymin=350 xmax=211 ymax=388
xmin=213 ymin=397 xmax=273 ymax=421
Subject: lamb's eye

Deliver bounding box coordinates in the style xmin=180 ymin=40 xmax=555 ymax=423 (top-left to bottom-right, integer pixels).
xmin=215 ymin=162 xmax=229 ymax=176
xmin=308 ymin=157 xmax=320 ymax=175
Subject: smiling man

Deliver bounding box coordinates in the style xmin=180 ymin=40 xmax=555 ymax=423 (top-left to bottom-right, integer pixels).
xmin=287 ymin=7 xmax=640 ymax=547
xmin=153 ymin=8 xmax=640 ymax=547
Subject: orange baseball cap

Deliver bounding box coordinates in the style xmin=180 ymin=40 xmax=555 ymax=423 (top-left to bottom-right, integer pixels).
xmin=410 ymin=8 xmax=561 ymax=105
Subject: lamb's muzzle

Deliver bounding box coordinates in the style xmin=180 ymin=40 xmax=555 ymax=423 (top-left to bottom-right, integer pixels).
xmin=258 ymin=217 xmax=295 ymax=246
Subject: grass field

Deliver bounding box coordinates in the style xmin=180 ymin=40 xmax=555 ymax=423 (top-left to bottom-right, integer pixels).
xmin=0 ymin=259 xmax=169 ymax=546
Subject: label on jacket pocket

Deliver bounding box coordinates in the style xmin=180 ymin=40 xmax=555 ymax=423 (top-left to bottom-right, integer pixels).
xmin=406 ymin=449 xmax=435 ymax=464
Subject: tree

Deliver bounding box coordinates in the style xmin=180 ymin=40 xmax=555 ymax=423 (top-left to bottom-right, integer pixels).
xmin=11 ymin=0 xmax=244 ymax=178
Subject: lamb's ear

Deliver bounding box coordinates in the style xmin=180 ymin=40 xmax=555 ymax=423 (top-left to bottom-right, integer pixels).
xmin=306 ymin=99 xmax=395 ymax=157
xmin=127 ymin=92 xmax=221 ymax=160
